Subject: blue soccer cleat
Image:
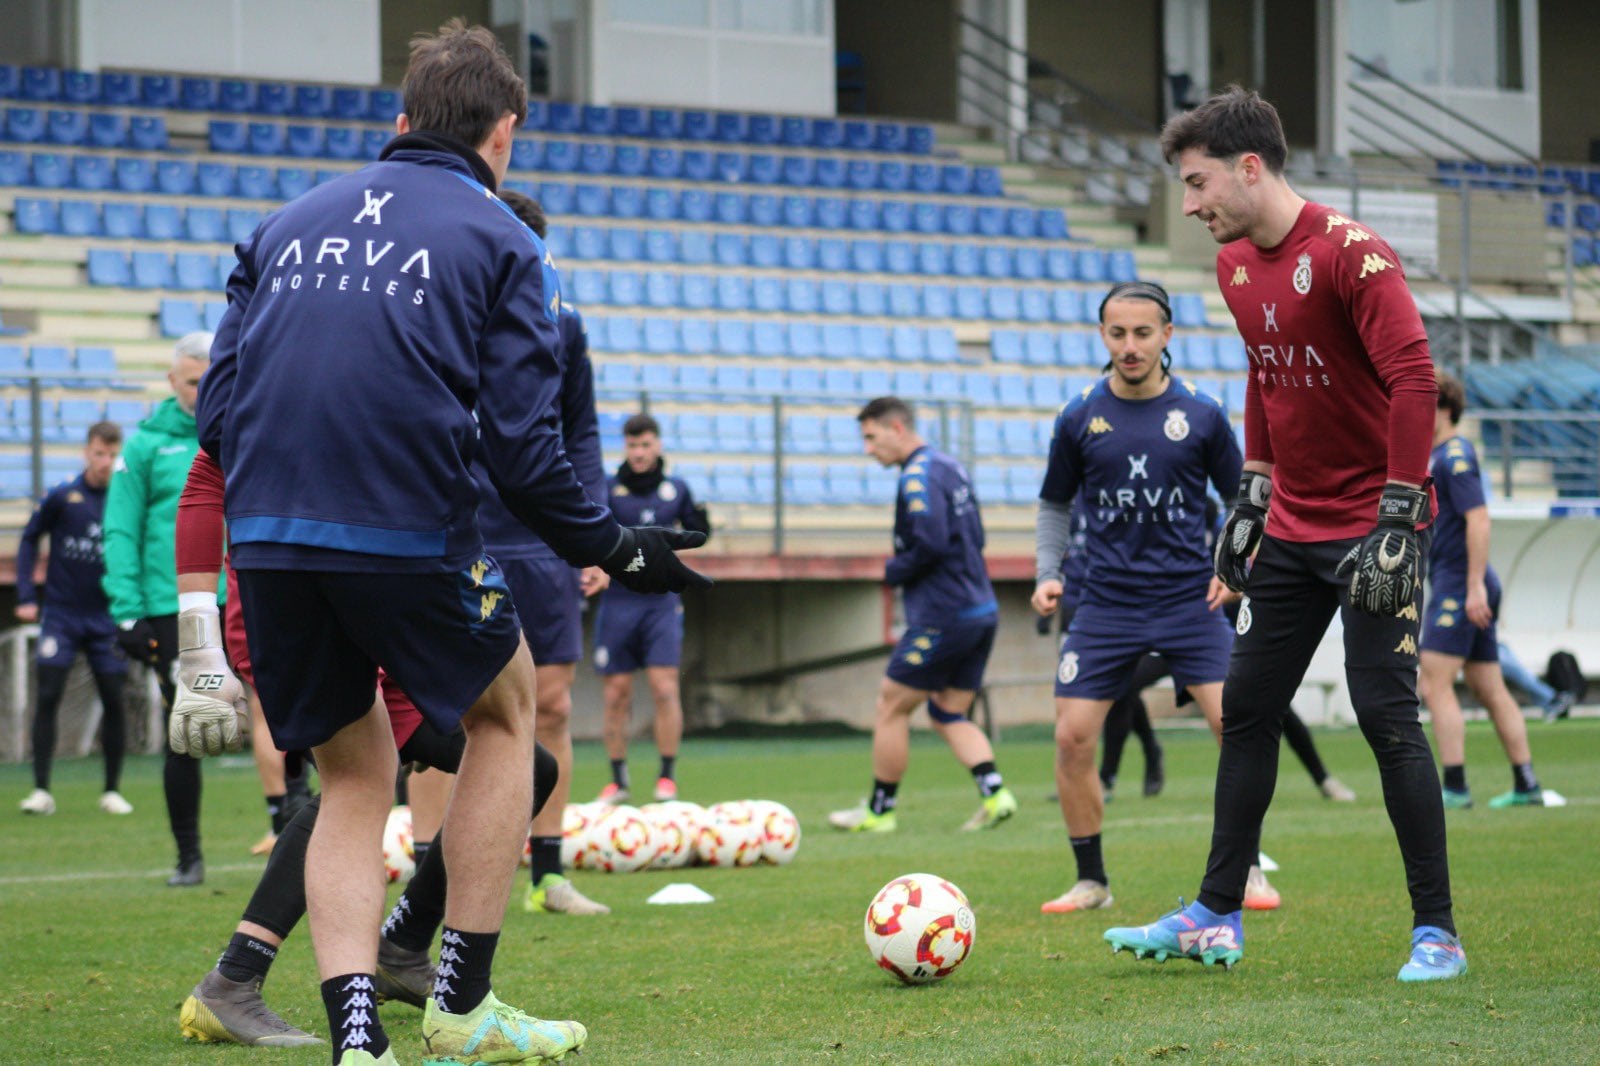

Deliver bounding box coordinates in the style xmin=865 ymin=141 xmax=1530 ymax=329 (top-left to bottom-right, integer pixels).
xmin=1104 ymin=899 xmax=1244 ymax=969
xmin=1397 ymin=926 xmax=1468 ymax=982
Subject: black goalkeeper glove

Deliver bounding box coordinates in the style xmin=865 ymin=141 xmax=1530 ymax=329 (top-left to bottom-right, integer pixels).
xmin=602 ymin=526 xmax=713 ymax=594
xmin=1336 ymin=485 xmax=1429 ymax=617
xmin=1214 ymin=471 xmax=1271 ymax=593
xmin=116 ymin=617 xmax=160 ymax=665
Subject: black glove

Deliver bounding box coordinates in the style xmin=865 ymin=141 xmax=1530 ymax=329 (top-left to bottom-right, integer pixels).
xmin=1336 ymin=485 xmax=1429 ymax=617
xmin=602 ymin=527 xmax=713 ymax=594
xmin=116 ymin=617 xmax=160 ymax=665
xmin=1214 ymin=471 xmax=1271 ymax=592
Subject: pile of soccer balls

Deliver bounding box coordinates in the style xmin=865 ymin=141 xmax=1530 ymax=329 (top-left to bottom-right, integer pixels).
xmin=556 ymin=799 xmax=801 ymax=873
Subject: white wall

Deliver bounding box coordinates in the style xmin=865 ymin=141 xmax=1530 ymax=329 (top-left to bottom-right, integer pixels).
xmin=77 ymin=0 xmax=381 ymax=85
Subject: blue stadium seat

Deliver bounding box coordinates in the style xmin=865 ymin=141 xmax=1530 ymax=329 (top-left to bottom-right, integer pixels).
xmin=824 ymin=367 xmax=859 ymax=396
xmin=87 ymin=249 xmax=130 ymax=287
xmin=227 ymin=209 xmax=262 ymax=243
xmin=572 ymin=183 xmax=607 ymax=216
xmin=195 ymin=161 xmax=235 ymax=197
xmin=981 ymin=245 xmax=1013 ymax=279
xmin=713 ymin=232 xmax=747 ymax=268
xmin=1051 ymin=289 xmax=1087 ymax=325
xmin=676 ymin=149 xmax=710 ymax=182
xmin=753 ymin=321 xmax=786 ymax=358
xmin=1044 ymin=248 xmax=1075 ymax=282
xmin=746 ymin=153 xmax=778 ymax=185
xmin=1059 ymin=332 xmax=1096 ymax=368
xmin=605 ymin=315 xmax=642 ymax=353
xmin=811 ymin=118 xmax=842 ymax=149
xmin=1215 ymin=337 xmax=1248 ymax=372
xmin=843 ymin=159 xmax=873 ymax=191
xmin=144 ymin=203 xmax=183 ymax=240
xmin=159 ymin=299 xmax=202 ymax=337
xmin=973 ymin=167 xmax=1003 ymax=197
xmin=20 ymin=67 xmax=60 ymax=101
xmin=1076 ymin=248 xmax=1108 ymax=283
xmin=151 ymin=159 xmax=195 ymax=196
xmin=841 ymin=120 xmax=871 ymax=151
xmin=681 ymin=317 xmax=714 ymax=353
xmin=175 ymin=76 xmax=215 ymax=110
xmin=856 ymin=281 xmax=887 ymax=316
xmin=883 ymin=240 xmax=915 ymax=274
xmin=331 ymin=87 xmax=368 ymax=120
xmin=209 ymin=119 xmax=247 ymax=154
xmin=643 ymin=187 xmax=677 ymax=222
xmin=714 ymin=319 xmax=750 ymax=356
xmin=781 ymin=195 xmax=811 ymax=227
xmin=941 ymin=165 xmax=973 ymax=195
xmin=715 ymin=275 xmax=750 ymax=311
xmin=71 ymin=154 xmax=112 ymax=190
xmin=850 ymin=239 xmax=883 ymax=273
xmin=99 ymin=71 xmax=136 ymax=106
xmin=0 ymin=148 xmax=23 ymax=185
xmin=174 ymin=252 xmax=215 ymax=291
xmin=858 ymin=325 xmax=890 ymax=362
xmin=643 ymin=318 xmax=680 ymax=355
xmin=847 ymin=199 xmax=879 ymax=230
xmin=913 ymin=242 xmax=947 ymax=275
xmin=102 ymin=202 xmax=142 ymax=238
xmin=677 ymin=229 xmax=711 ymax=265
xmin=1186 ymin=334 xmax=1219 ymax=371
xmin=789 ymin=321 xmax=825 ymax=359
xmin=609 ymin=270 xmax=644 ymax=306
xmin=361 ymin=128 xmax=388 ymax=160
xmin=58 ymin=200 xmax=98 ymax=236
xmin=780 ymin=155 xmax=813 ymax=186
xmin=1108 ymin=249 xmax=1138 ymax=283
xmin=776 ymin=116 xmax=808 ymax=148
xmin=132 ymin=250 xmax=176 ymax=290
xmin=922 ymin=284 xmax=954 ymax=319
xmin=1023 ymin=330 xmax=1058 ymax=366
xmin=237 ymin=165 xmax=276 ymax=199
xmin=45 ymin=109 xmax=86 ymax=145
xmin=944 ymin=204 xmax=974 ymax=236
xmin=578 ymin=142 xmax=611 ymax=175
xmin=888 ymin=283 xmax=920 ymax=317
xmin=953 ymin=284 xmax=985 ymax=320
xmin=87 ymin=112 xmax=126 ymax=148
xmin=976 ymin=206 xmax=1006 ymax=237
xmin=749 ymin=194 xmax=780 ymax=227
xmin=285 ymin=124 xmax=323 ymax=158
xmin=640 ymin=364 xmax=676 ymax=395
xmin=714 ymin=191 xmax=746 ymax=224
xmin=570 ymin=269 xmax=606 ymax=306
xmin=324 ymin=127 xmax=360 ymax=160
xmin=988 ymin=287 xmax=1021 ymax=321
xmin=948 ymin=245 xmax=980 ymax=278
xmin=29 ymin=151 xmax=68 ymax=188
xmin=1172 ymin=293 xmax=1207 ymax=327
xmin=814 ymin=197 xmax=847 ymax=229
xmin=243 ymin=121 xmax=281 ymax=155
xmin=608 ymin=227 xmax=642 ymax=261
xmin=537 ymin=181 xmax=573 ymax=215
xmin=990 ymin=330 xmax=1024 ymax=364
xmin=1013 ymin=247 xmax=1043 ymax=281
xmin=821 ymin=280 xmax=852 ymax=316
xmin=212 ymin=78 xmax=251 ymax=112
xmin=880 ymin=200 xmax=911 ymax=234
xmin=891 ymin=326 xmax=927 ymax=361
xmin=778 ymin=236 xmax=814 ymax=270
xmin=61 ymin=70 xmax=99 ymax=104
xmin=5 ymin=106 xmax=44 ymax=142
xmin=926 ymin=329 xmax=959 ymax=363
xmin=711 ymin=151 xmax=744 ymax=182
xmin=643 ymin=228 xmax=676 ymax=263
xmin=644 ymin=271 xmax=681 ymax=309
xmin=812 ymin=156 xmax=845 ymax=189
xmin=907 ymin=126 xmax=934 ymax=155
xmin=129 ymin=116 xmax=167 ymax=151
xmin=1019 ymin=289 xmax=1050 ymax=324
xmin=786 ymin=278 xmax=820 ymax=315
xmin=638 ymin=108 xmax=674 ymax=140
xmin=185 ymin=206 xmax=225 ymax=242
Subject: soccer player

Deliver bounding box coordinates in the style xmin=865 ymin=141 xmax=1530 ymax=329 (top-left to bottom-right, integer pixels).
xmin=593 ymin=414 xmax=710 ymax=807
xmin=1419 ymin=371 xmax=1547 ymax=809
xmin=1104 ymin=87 xmax=1464 ymax=982
xmin=829 ymin=397 xmax=1018 ymax=833
xmin=16 ymin=422 xmax=130 ymax=816
xmin=192 ymin=21 xmax=707 ymax=1066
xmin=481 ymin=189 xmax=615 ymax=918
xmin=1032 ymin=280 xmax=1276 ymax=915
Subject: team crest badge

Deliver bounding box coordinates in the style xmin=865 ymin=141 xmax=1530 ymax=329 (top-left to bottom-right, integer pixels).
xmin=40 ymin=636 xmax=58 ymax=659
xmin=1293 ymin=252 xmax=1312 ymax=295
xmin=1236 ymin=597 xmax=1252 ymax=635
xmin=1057 ymin=651 xmax=1079 ymax=685
xmin=594 ymin=646 xmax=610 ymax=670
xmin=1163 ymin=409 xmax=1190 ymax=442
xmin=658 ymin=481 xmax=678 ymax=501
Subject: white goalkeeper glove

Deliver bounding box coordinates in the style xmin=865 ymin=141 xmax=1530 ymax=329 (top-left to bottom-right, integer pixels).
xmin=169 ymin=604 xmax=248 ymax=757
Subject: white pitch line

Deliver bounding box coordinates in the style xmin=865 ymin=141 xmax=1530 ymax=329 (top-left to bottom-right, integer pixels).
xmin=0 ymin=860 xmax=261 ymax=886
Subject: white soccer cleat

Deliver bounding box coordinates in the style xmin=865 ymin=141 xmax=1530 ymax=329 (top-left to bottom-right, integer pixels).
xmin=1319 ymin=777 xmax=1356 ymax=802
xmin=20 ymin=788 xmax=55 ymax=815
xmin=1040 ymin=879 xmax=1114 ymax=914
xmin=99 ymin=790 xmax=134 ymax=815
xmin=1244 ymin=864 xmax=1281 ymax=911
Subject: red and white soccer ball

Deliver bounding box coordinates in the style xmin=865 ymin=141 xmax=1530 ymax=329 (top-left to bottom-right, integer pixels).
xmin=585 ymin=805 xmax=658 ymax=873
xmin=561 ymin=801 xmax=605 ymax=870
xmin=382 ymin=805 xmax=415 ymax=884
xmin=639 ymin=802 xmax=700 ymax=869
xmin=864 ymin=873 xmax=976 ymax=984
xmin=695 ymin=801 xmax=763 ymax=867
xmin=746 ymin=799 xmax=802 ymax=865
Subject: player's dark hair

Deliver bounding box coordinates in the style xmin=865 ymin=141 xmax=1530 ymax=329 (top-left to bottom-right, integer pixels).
xmin=1435 ymin=369 xmax=1466 ymax=425
xmin=624 ymin=413 xmax=660 ymax=438
xmin=86 ymin=421 xmax=121 ymax=446
xmin=1097 ymin=280 xmax=1174 ymax=378
xmin=1159 ymin=85 xmax=1288 ymax=174
xmin=857 ymin=396 xmax=915 ymax=429
xmin=402 ymin=18 xmax=527 ymax=149
xmin=498 ymin=188 xmax=547 ymax=238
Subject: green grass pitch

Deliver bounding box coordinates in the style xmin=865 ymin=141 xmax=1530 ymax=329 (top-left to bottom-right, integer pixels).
xmin=5 ymin=720 xmax=1598 ymax=1063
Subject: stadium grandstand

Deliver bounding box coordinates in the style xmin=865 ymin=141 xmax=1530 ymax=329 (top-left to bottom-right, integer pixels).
xmin=0 ymin=0 xmax=1596 ymax=757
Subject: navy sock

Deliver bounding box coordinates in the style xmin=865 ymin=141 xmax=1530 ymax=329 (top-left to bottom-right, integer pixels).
xmin=869 ymin=779 xmax=898 ymax=816
xmin=320 ymin=974 xmax=387 ymax=1063
xmin=216 ymin=931 xmax=277 ymax=984
xmin=659 ymin=754 xmax=676 ymax=781
xmin=1070 ymin=834 xmax=1107 ymax=886
xmin=433 ymin=928 xmax=498 ymax=1016
xmin=969 ymin=761 xmax=1002 ymax=798
xmin=1513 ymin=763 xmax=1539 ymax=793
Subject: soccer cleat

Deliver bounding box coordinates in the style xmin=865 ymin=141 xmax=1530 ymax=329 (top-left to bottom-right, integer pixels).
xmin=420 ymin=990 xmax=587 ymax=1064
xmin=1041 ymin=879 xmax=1113 ymax=914
xmin=375 ymin=937 xmax=436 ymax=1007
xmin=1543 ymin=689 xmax=1574 ymax=722
xmin=179 ymin=968 xmax=323 ymax=1047
xmin=167 ymin=858 xmax=205 ymax=887
xmin=1319 ymin=776 xmax=1356 ymax=802
xmin=1487 ymin=788 xmax=1545 ymax=809
xmin=595 ymin=782 xmax=629 ymax=805
xmin=828 ymin=803 xmax=897 ymax=833
xmin=1143 ymin=750 xmax=1165 ymax=797
xmin=525 ymin=873 xmax=611 ymax=915
xmin=20 ymin=788 xmax=55 ymax=815
xmin=1441 ymin=788 xmax=1473 ymax=810
xmin=250 ymin=832 xmax=278 ymax=856
xmin=1397 ymin=926 xmax=1468 ymax=982
xmin=98 ymin=790 xmax=133 ymax=815
xmin=337 ymin=1050 xmax=399 ymax=1065
xmin=1105 ymin=899 xmax=1244 ymax=968
xmin=653 ymin=777 xmax=678 ymax=802
xmin=960 ymin=787 xmax=1018 ymax=831
xmin=1243 ymin=864 xmax=1280 ymax=911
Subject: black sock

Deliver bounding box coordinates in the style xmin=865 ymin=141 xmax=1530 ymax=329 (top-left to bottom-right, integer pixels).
xmin=1442 ymin=765 xmax=1467 ymax=792
xmin=320 ymin=974 xmax=387 ymax=1063
xmin=412 ymin=837 xmax=430 ymax=868
xmin=265 ymin=794 xmax=288 ymax=834
xmin=610 ymin=759 xmax=630 ymax=790
xmin=530 ymin=835 xmax=563 ymax=883
xmin=969 ymin=761 xmax=1003 ymax=798
xmin=216 ymin=931 xmax=277 ymax=984
xmin=433 ymin=928 xmax=498 ymax=1016
xmin=1070 ymin=834 xmax=1107 ymax=886
xmin=1513 ymin=763 xmax=1540 ymax=793
xmin=869 ymin=779 xmax=898 ymax=816
xmin=659 ymin=754 xmax=676 ymax=781
xmin=382 ymin=832 xmax=444 ymax=953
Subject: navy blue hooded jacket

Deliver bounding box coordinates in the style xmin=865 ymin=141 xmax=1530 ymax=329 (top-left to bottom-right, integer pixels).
xmin=197 ymin=134 xmax=621 ymax=573
xmin=888 ymin=445 xmax=996 ymax=627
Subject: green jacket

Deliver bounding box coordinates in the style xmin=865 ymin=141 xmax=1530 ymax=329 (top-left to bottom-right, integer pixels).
xmin=102 ymin=397 xmax=214 ymax=622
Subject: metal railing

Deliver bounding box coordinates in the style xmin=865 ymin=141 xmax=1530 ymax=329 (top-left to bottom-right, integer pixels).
xmin=1473 ymin=410 xmax=1600 ymax=500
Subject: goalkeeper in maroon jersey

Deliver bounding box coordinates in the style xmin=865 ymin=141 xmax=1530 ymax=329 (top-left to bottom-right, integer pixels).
xmin=1104 ymin=87 xmax=1464 ymax=982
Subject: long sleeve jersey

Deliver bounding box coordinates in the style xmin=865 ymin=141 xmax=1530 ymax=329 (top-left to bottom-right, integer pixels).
xmin=888 ymin=445 xmax=995 ymax=627
xmin=16 ymin=473 xmax=109 ymax=614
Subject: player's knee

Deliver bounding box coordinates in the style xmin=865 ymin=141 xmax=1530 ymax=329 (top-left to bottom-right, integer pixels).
xmin=648 ymin=678 xmax=679 ymax=706
xmin=926 ymin=698 xmax=967 ymax=726
xmin=536 ymin=683 xmax=572 ymax=724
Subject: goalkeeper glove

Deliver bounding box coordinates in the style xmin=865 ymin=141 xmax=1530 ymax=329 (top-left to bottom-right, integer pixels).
xmin=1214 ymin=470 xmax=1271 ymax=593
xmin=1336 ymin=484 xmax=1429 ymax=617
xmin=602 ymin=527 xmax=713 ymax=594
xmin=169 ymin=604 xmax=249 ymax=757
xmin=115 ymin=617 xmax=160 ymax=665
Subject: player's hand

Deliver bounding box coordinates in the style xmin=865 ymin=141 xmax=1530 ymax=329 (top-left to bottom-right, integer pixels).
xmin=1031 ymin=579 xmax=1063 ymax=617
xmin=169 ymin=605 xmax=248 ymax=757
xmin=602 ymin=527 xmax=713 ymax=594
xmin=579 ymin=566 xmax=610 ymax=597
xmin=116 ymin=617 xmax=160 ymax=665
xmin=14 ymin=603 xmax=38 ymax=623
xmin=1465 ymin=579 xmax=1492 ymax=629
xmin=1206 ymin=575 xmax=1241 ymax=611
xmin=1215 ymin=471 xmax=1271 ymax=592
xmin=1336 ymin=484 xmax=1428 ymax=617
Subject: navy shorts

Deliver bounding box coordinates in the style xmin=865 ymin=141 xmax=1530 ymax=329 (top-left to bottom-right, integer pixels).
xmin=593 ymin=598 xmax=683 ymax=674
xmin=885 ymin=616 xmax=997 ymax=693
xmin=236 ymin=555 xmax=523 ymax=751
xmin=1055 ymin=595 xmax=1232 ymax=699
xmin=1420 ymin=574 xmax=1499 ymax=663
xmin=36 ymin=607 xmax=125 ymax=674
xmin=500 ymin=555 xmax=583 ymax=665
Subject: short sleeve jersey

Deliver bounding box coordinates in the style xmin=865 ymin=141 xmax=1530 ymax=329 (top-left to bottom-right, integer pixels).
xmin=1040 ymin=375 xmax=1240 ymax=608
xmin=1218 ymin=201 xmax=1435 ymax=541
xmin=1428 ymin=434 xmax=1493 ymax=587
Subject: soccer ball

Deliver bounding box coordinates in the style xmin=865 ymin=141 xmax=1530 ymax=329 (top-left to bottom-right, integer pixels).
xmin=695 ymin=801 xmax=763 ymax=867
xmin=639 ymin=802 xmax=698 ymax=869
xmin=586 ymin=805 xmax=658 ymax=873
xmin=747 ymin=799 xmax=801 ymax=865
xmin=382 ymin=805 xmax=415 ymax=884
xmin=561 ymin=802 xmax=604 ymax=870
xmin=864 ymin=873 xmax=976 ymax=984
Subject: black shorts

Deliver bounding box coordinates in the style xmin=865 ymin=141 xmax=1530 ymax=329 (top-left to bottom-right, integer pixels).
xmin=237 ymin=557 xmax=523 ymax=751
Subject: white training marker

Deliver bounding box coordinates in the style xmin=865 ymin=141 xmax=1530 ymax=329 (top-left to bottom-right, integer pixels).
xmin=647 ymin=883 xmax=715 ymax=905
xmin=1541 ymin=789 xmax=1568 ymax=807
xmin=1257 ymin=852 xmax=1280 ymax=872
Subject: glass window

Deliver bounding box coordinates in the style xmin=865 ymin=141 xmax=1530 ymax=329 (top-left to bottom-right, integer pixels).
xmin=1348 ymin=0 xmax=1441 ymax=85
xmin=1349 ymin=0 xmax=1524 ymax=90
xmin=611 ymin=0 xmax=709 ymax=29
xmin=716 ymin=0 xmax=824 ymax=36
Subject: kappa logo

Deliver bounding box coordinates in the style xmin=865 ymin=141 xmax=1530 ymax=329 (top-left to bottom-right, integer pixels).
xmin=1343 ymin=227 xmax=1373 ymax=248
xmin=1057 ymin=651 xmax=1079 ymax=685
xmin=623 ymin=549 xmax=645 ymax=573
xmin=1230 ymin=265 xmax=1249 ymax=286
xmin=1177 ymin=925 xmax=1239 ymax=953
xmin=1396 ymin=602 xmax=1420 ymax=622
xmin=904 ymin=651 xmax=924 ymax=666
xmin=470 ymin=559 xmax=489 ymax=587
xmin=1394 ymin=634 xmax=1418 ymax=656
xmin=1324 ymin=212 xmax=1356 ymax=233
xmin=479 ymin=590 xmax=504 ymax=621
xmin=1437 ymin=612 xmax=1455 ymax=628
xmin=908 ymin=498 xmax=928 ymax=513
xmin=913 ymin=636 xmax=934 ymax=651
xmin=1358 ymin=253 xmax=1394 ymax=279
xmin=1087 ymin=416 xmax=1113 ymax=435
xmin=904 ymin=478 xmax=925 ymax=492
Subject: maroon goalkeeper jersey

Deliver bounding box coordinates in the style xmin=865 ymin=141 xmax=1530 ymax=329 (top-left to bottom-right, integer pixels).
xmin=1218 ymin=201 xmax=1436 ymax=542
